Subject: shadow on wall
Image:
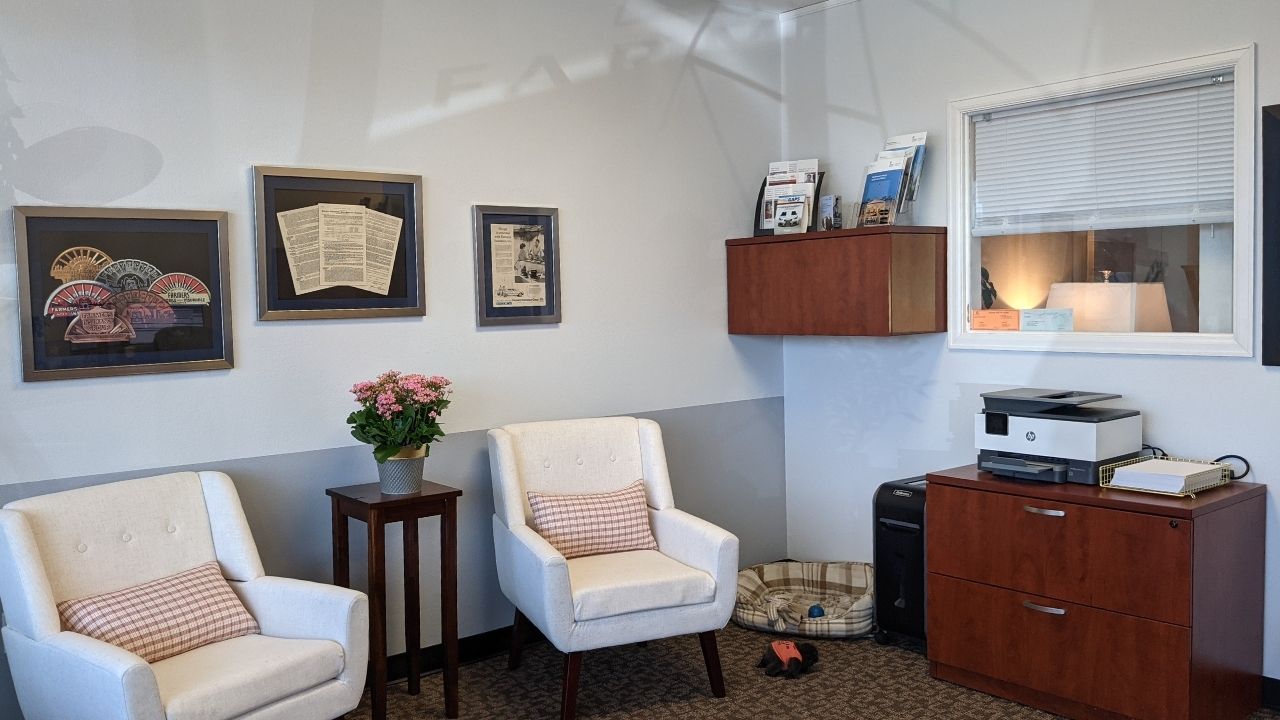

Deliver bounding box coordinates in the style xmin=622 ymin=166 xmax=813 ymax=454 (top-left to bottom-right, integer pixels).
xmin=0 ymin=45 xmax=162 ymax=211
xmin=0 ymin=0 xmax=778 ymax=227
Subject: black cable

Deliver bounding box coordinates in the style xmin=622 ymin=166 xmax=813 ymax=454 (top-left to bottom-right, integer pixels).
xmin=1142 ymin=444 xmax=1167 ymax=458
xmin=1214 ymin=454 xmax=1251 ymax=480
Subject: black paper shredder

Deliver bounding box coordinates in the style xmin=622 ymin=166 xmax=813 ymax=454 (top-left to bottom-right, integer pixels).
xmin=872 ymin=476 xmax=927 ymax=646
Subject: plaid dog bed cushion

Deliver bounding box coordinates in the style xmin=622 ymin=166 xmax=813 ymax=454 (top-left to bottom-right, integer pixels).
xmin=733 ymin=561 xmax=874 ymax=639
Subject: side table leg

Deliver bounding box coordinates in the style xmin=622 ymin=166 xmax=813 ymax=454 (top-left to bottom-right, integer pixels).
xmin=404 ymin=517 xmax=421 ymax=696
xmin=331 ymin=496 xmax=349 ymax=588
xmin=368 ymin=510 xmax=387 ymax=720
xmin=442 ymin=498 xmax=459 ymax=718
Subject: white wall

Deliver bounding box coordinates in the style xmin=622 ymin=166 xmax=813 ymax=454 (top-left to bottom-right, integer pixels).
xmin=781 ymin=0 xmax=1280 ymax=675
xmin=0 ymin=0 xmax=784 ymax=484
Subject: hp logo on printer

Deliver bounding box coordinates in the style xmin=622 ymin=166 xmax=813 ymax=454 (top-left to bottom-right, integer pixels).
xmin=1025 ymin=431 xmax=1037 ymax=442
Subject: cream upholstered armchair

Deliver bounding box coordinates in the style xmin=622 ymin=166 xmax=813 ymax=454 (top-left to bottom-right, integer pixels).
xmin=488 ymin=417 xmax=739 ymax=720
xmin=0 ymin=471 xmax=369 ymax=720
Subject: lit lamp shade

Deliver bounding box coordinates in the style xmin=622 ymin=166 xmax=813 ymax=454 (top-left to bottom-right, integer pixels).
xmin=1045 ymin=282 xmax=1173 ymax=332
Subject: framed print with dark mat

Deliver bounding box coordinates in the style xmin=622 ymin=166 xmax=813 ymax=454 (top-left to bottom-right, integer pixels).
xmin=254 ymin=166 xmax=424 ymax=320
xmin=472 ymin=205 xmax=561 ymax=326
xmin=13 ymin=206 xmax=233 ymax=381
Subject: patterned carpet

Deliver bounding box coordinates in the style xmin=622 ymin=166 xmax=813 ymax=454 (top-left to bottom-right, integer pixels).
xmin=345 ymin=624 xmax=1280 ymax=719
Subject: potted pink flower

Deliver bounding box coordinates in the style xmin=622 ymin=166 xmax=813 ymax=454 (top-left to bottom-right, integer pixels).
xmin=348 ymin=371 xmax=452 ymax=494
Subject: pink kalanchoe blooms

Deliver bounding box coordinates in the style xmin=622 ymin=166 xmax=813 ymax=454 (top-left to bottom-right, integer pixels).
xmin=375 ymin=391 xmax=401 ymax=419
xmin=350 ymin=380 xmax=377 ymax=402
xmin=348 ymin=370 xmax=453 ymax=459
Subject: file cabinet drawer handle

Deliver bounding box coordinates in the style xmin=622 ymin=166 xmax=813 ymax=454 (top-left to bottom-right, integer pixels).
xmin=1023 ymin=505 xmax=1066 ymax=517
xmin=1023 ymin=600 xmax=1067 ymax=616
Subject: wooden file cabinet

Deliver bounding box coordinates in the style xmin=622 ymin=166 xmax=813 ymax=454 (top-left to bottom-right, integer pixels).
xmin=925 ymin=465 xmax=1265 ymax=720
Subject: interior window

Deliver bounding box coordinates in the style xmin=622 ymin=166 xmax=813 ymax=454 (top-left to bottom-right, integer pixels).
xmin=968 ymin=71 xmax=1235 ymax=335
xmin=979 ymin=224 xmax=1232 ymax=332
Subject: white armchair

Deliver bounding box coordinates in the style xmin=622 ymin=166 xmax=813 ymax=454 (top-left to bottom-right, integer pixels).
xmin=488 ymin=417 xmax=739 ymax=720
xmin=0 ymin=471 xmax=369 ymax=720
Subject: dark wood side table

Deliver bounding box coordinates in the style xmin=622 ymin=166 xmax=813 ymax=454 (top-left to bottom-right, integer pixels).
xmin=327 ymin=481 xmax=462 ymax=720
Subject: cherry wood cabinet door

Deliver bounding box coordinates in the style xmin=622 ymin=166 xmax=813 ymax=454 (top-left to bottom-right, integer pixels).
xmin=724 ymin=227 xmax=946 ymax=336
xmin=927 ymin=484 xmax=1192 ymax=625
xmin=929 ymin=573 xmax=1191 ymax=720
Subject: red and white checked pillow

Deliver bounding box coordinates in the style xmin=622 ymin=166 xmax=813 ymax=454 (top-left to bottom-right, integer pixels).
xmin=527 ymin=480 xmax=659 ymax=559
xmin=56 ymin=561 xmax=259 ymax=663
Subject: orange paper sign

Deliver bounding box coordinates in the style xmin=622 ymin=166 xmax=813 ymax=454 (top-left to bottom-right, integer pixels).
xmin=971 ymin=309 xmax=1020 ymax=331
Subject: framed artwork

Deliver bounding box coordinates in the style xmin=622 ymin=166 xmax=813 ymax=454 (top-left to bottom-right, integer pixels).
xmin=471 ymin=205 xmax=561 ymax=326
xmin=253 ymin=166 xmax=425 ymax=320
xmin=13 ymin=206 xmax=233 ymax=381
xmin=1264 ymin=104 xmax=1280 ymax=365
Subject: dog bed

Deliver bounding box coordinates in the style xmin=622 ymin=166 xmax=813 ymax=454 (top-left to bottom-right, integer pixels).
xmin=733 ymin=561 xmax=874 ymax=638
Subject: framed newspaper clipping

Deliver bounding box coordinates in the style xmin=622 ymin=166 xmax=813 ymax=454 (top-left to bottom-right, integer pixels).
xmin=13 ymin=206 xmax=233 ymax=381
xmin=253 ymin=166 xmax=425 ymax=320
xmin=471 ymin=205 xmax=561 ymax=326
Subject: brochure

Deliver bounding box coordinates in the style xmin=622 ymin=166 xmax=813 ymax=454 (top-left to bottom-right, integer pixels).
xmin=858 ymin=158 xmax=907 ymax=227
xmin=768 ymin=159 xmax=819 ymax=185
xmin=773 ymin=193 xmax=810 ymax=234
xmin=759 ymin=181 xmax=815 ymax=231
xmin=884 ymin=132 xmax=927 ymax=202
xmin=876 ymin=149 xmax=915 ymax=212
xmin=819 ymin=195 xmax=842 ymax=230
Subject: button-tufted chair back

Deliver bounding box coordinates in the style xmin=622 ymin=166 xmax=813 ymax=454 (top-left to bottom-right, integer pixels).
xmin=1 ymin=471 xmax=265 ymax=610
xmin=488 ymin=416 xmax=676 ymax=528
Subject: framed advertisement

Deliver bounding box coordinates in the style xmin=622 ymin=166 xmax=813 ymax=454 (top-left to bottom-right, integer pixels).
xmin=471 ymin=205 xmax=561 ymax=326
xmin=13 ymin=206 xmax=233 ymax=381
xmin=253 ymin=166 xmax=425 ymax=320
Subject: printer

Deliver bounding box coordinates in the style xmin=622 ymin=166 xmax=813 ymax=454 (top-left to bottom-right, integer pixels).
xmin=975 ymin=388 xmax=1142 ymax=484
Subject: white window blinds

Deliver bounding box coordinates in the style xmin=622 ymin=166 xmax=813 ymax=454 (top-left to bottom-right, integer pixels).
xmin=972 ymin=73 xmax=1234 ymax=236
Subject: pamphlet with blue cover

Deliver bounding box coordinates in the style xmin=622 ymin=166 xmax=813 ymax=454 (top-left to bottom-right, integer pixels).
xmin=876 ymin=149 xmax=915 ymax=212
xmin=884 ymin=132 xmax=927 ymax=202
xmin=858 ymin=157 xmax=908 ymax=227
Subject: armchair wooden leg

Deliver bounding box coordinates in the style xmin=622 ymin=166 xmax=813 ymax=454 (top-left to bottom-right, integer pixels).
xmin=561 ymin=651 xmax=583 ymax=720
xmin=698 ymin=630 xmax=726 ymax=698
xmin=509 ymin=609 xmax=529 ymax=671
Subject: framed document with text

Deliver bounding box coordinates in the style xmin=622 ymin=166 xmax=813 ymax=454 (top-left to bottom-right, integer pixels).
xmin=471 ymin=205 xmax=561 ymax=327
xmin=253 ymin=166 xmax=424 ymax=320
xmin=13 ymin=206 xmax=233 ymax=381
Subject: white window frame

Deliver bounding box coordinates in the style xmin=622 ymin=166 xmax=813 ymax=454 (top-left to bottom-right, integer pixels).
xmin=947 ymin=46 xmax=1255 ymax=356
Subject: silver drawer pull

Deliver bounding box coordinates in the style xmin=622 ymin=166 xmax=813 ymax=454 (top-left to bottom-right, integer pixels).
xmin=1023 ymin=600 xmax=1067 ymax=616
xmin=1023 ymin=505 xmax=1066 ymax=517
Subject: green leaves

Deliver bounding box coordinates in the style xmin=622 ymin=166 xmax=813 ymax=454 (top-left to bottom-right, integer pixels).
xmin=346 ymin=381 xmax=451 ymax=461
xmin=373 ymin=443 xmax=401 ymax=463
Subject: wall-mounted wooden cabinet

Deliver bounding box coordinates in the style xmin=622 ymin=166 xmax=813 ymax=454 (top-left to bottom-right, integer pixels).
xmin=726 ymin=226 xmax=946 ymax=336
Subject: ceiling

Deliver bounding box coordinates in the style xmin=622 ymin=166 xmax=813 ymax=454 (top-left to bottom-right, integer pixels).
xmin=720 ymin=0 xmax=830 ymax=13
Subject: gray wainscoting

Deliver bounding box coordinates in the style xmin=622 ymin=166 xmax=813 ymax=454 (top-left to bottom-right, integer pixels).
xmin=0 ymin=397 xmax=785 ymax=718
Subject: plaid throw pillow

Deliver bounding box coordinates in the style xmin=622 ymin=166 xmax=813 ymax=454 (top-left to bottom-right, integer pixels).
xmin=527 ymin=480 xmax=658 ymax=559
xmin=57 ymin=561 xmax=259 ymax=663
